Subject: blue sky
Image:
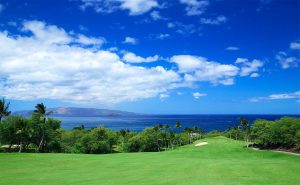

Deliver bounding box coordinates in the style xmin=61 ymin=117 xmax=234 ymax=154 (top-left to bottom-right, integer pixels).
xmin=0 ymin=0 xmax=299 ymax=114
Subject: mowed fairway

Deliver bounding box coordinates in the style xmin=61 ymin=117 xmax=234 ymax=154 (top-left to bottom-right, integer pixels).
xmin=1 ymin=137 xmax=300 ymax=185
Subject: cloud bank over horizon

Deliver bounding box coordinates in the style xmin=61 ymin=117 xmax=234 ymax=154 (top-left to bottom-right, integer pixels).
xmin=0 ymin=20 xmax=266 ymax=105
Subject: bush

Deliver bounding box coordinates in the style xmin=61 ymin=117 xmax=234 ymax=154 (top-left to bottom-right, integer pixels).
xmin=251 ymin=117 xmax=300 ymax=149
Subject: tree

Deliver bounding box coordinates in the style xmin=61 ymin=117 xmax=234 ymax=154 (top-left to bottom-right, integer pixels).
xmin=184 ymin=127 xmax=193 ymax=144
xmin=164 ymin=124 xmax=171 ymax=150
xmin=194 ymin=126 xmax=205 ymax=139
xmin=0 ymin=98 xmax=11 ymax=122
xmin=0 ymin=116 xmax=30 ymax=152
xmin=233 ymin=126 xmax=240 ymax=140
xmin=175 ymin=121 xmax=181 ymax=133
xmin=250 ymin=119 xmax=273 ymax=147
xmin=33 ymin=103 xmax=53 ymax=152
xmin=239 ymin=117 xmax=250 ymax=147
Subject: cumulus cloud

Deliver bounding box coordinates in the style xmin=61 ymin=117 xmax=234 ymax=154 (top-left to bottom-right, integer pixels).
xmin=122 ymin=52 xmax=160 ymax=63
xmin=276 ymin=51 xmax=299 ymax=69
xmin=123 ymin=36 xmax=138 ymax=44
xmin=180 ymin=0 xmax=209 ymax=16
xmin=0 ymin=20 xmax=182 ymax=104
xmin=200 ymin=15 xmax=227 ymax=25
xmin=79 ymin=0 xmax=158 ymax=15
xmin=250 ymin=91 xmax=300 ymax=102
xmin=170 ymin=55 xmax=240 ymax=85
xmin=225 ymin=46 xmax=239 ymax=51
xmin=192 ymin=92 xmax=207 ymax=99
xmin=290 ymin=41 xmax=300 ymax=50
xmin=121 ymin=0 xmax=158 ymax=15
xmin=235 ymin=58 xmax=264 ymax=77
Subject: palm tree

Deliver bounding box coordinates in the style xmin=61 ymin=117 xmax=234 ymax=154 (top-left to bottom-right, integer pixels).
xmin=193 ymin=126 xmax=199 ymax=140
xmin=0 ymin=98 xmax=11 ymax=122
xmin=194 ymin=126 xmax=205 ymax=139
xmin=233 ymin=125 xmax=240 ymax=140
xmin=239 ymin=116 xmax=250 ymax=147
xmin=226 ymin=126 xmax=232 ymax=139
xmin=184 ymin=127 xmax=193 ymax=144
xmin=175 ymin=121 xmax=181 ymax=133
xmin=34 ymin=103 xmax=52 ymax=151
xmin=164 ymin=124 xmax=171 ymax=150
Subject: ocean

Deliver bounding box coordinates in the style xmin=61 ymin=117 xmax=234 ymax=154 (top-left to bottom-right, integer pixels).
xmin=55 ymin=114 xmax=300 ymax=132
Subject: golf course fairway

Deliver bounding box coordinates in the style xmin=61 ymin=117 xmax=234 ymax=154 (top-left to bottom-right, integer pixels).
xmin=1 ymin=136 xmax=299 ymax=185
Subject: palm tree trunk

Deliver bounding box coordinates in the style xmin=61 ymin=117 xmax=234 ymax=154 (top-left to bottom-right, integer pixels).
xmin=38 ymin=134 xmax=44 ymax=152
xmin=19 ymin=137 xmax=22 ymax=153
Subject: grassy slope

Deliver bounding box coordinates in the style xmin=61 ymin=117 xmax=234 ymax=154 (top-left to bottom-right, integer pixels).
xmin=1 ymin=137 xmax=300 ymax=185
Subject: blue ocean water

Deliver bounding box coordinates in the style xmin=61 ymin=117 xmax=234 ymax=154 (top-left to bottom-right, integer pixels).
xmin=55 ymin=114 xmax=300 ymax=132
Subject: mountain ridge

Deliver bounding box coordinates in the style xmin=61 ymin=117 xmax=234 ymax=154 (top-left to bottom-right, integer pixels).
xmin=13 ymin=107 xmax=142 ymax=117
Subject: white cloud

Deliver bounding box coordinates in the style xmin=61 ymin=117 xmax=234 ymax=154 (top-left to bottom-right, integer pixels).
xmin=123 ymin=36 xmax=138 ymax=44
xmin=79 ymin=0 xmax=119 ymax=13
xmin=0 ymin=20 xmax=182 ymax=104
xmin=167 ymin=22 xmax=175 ymax=28
xmin=122 ymin=52 xmax=160 ymax=63
xmin=250 ymin=91 xmax=300 ymax=102
xmin=290 ymin=41 xmax=300 ymax=50
xmin=156 ymin=33 xmax=170 ymax=40
xmin=121 ymin=0 xmax=158 ymax=15
xmin=167 ymin=21 xmax=196 ymax=35
xmin=170 ymin=55 xmax=239 ymax=85
xmin=200 ymin=15 xmax=227 ymax=25
xmin=180 ymin=0 xmax=209 ymax=16
xmin=20 ymin=20 xmax=105 ymax=47
xmin=0 ymin=21 xmax=266 ymax=105
xmin=177 ymin=92 xmax=184 ymax=95
xmin=159 ymin=93 xmax=169 ymax=100
xmin=150 ymin=10 xmax=166 ymax=20
xmin=250 ymin=73 xmax=260 ymax=78
xmin=276 ymin=51 xmax=299 ymax=69
xmin=76 ymin=34 xmax=106 ymax=46
xmin=235 ymin=58 xmax=264 ymax=77
xmin=225 ymin=46 xmax=239 ymax=51
xmin=79 ymin=0 xmax=158 ymax=15
xmin=192 ymin=92 xmax=207 ymax=99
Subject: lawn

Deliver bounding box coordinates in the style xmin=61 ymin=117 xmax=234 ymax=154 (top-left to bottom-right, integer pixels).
xmin=1 ymin=136 xmax=299 ymax=185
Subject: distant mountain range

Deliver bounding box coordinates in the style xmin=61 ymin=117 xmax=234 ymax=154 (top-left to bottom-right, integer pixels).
xmin=13 ymin=107 xmax=142 ymax=117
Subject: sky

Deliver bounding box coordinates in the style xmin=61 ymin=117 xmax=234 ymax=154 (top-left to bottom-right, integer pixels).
xmin=0 ymin=0 xmax=299 ymax=114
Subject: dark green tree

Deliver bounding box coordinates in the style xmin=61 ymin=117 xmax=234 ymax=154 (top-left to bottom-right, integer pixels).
xmin=33 ymin=103 xmax=53 ymax=151
xmin=239 ymin=117 xmax=250 ymax=147
xmin=0 ymin=98 xmax=11 ymax=122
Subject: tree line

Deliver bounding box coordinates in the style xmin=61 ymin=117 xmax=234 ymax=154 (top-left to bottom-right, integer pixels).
xmin=225 ymin=117 xmax=300 ymax=151
xmin=0 ymin=99 xmax=205 ymax=153
xmin=1 ymin=98 xmax=299 ymax=153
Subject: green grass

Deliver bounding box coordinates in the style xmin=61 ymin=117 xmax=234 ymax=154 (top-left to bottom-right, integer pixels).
xmin=1 ymin=136 xmax=300 ymax=185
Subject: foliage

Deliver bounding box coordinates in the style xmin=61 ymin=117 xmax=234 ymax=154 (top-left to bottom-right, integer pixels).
xmin=205 ymin=130 xmax=223 ymax=138
xmin=248 ymin=117 xmax=300 ymax=150
xmin=0 ymin=98 xmax=11 ymax=122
